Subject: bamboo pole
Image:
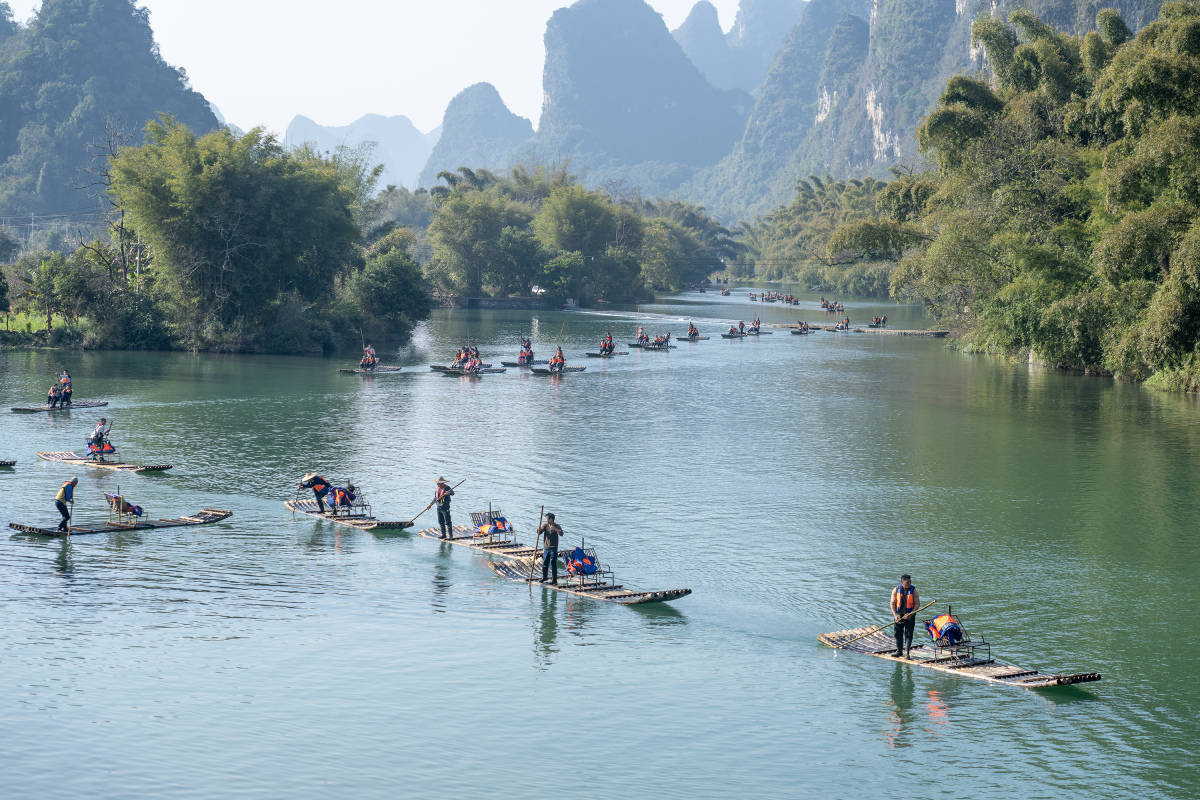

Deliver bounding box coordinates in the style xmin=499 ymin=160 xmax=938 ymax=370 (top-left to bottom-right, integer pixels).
xmin=835 ymin=599 xmax=936 ymax=649
xmin=527 ymin=505 xmax=545 ymax=583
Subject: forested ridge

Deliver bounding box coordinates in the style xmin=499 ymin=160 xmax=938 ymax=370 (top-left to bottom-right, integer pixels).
xmin=818 ymin=1 xmax=1200 ymax=389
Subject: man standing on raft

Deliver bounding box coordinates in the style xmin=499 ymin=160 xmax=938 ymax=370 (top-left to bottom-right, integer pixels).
xmin=891 ymin=574 xmax=920 ymax=658
xmin=434 ymin=477 xmax=455 ymax=539
xmin=538 ymin=512 xmax=562 ymax=585
xmin=55 ymin=477 xmax=78 ymax=533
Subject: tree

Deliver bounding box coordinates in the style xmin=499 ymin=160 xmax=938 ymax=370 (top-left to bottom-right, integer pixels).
xmin=109 ymin=118 xmax=362 ymax=348
xmin=488 ymin=226 xmax=546 ymax=296
xmin=533 ymin=185 xmax=622 ymax=258
xmin=348 ymin=249 xmax=429 ymax=329
xmin=427 ymin=191 xmax=508 ymax=296
xmin=0 ymin=227 xmax=17 ymax=263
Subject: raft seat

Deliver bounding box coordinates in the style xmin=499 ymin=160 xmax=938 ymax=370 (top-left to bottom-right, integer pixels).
xmin=470 ymin=510 xmax=517 ymax=546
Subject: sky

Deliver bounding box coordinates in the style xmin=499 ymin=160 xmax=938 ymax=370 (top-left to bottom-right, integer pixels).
xmin=7 ymin=0 xmax=741 ymax=135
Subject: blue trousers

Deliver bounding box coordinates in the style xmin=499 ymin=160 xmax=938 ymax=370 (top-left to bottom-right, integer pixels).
xmin=437 ymin=506 xmax=452 ymax=535
xmin=541 ymin=547 xmax=558 ymax=582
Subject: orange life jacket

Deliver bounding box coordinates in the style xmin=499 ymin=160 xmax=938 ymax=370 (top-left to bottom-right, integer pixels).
xmin=894 ymin=585 xmax=917 ymax=612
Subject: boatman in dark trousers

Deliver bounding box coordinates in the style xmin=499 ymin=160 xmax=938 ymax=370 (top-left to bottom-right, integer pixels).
xmin=538 ymin=513 xmax=562 ymax=585
xmin=434 ymin=477 xmax=454 ymax=538
xmin=299 ymin=473 xmax=331 ymax=513
xmin=891 ymin=574 xmax=919 ymax=658
xmin=55 ymin=477 xmax=78 ymax=533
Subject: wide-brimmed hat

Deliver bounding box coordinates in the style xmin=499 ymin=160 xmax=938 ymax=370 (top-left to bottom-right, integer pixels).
xmin=302 ymin=472 xmax=318 ymax=482
xmin=433 ymin=476 xmax=448 ymax=483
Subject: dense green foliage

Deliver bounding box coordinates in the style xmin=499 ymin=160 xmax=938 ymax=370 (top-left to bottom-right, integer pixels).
xmin=0 ymin=0 xmax=218 ymax=216
xmin=735 ymin=173 xmax=900 ymax=296
xmin=3 ymin=120 xmax=429 ymax=352
xmin=835 ymin=2 xmax=1200 ymax=389
xmin=423 ymin=165 xmax=738 ymax=304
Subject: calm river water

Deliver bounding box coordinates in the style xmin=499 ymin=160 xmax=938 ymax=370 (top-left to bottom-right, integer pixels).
xmin=1 ymin=289 xmax=1197 ymax=799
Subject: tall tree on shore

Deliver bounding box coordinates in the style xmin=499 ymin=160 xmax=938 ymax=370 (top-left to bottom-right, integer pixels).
xmin=109 ymin=118 xmax=364 ymax=348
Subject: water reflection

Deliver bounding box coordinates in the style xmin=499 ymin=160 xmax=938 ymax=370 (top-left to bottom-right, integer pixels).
xmin=885 ymin=665 xmax=955 ymax=748
xmin=54 ymin=538 xmax=74 ymax=579
xmin=885 ymin=663 xmax=915 ymax=748
xmin=430 ymin=561 xmax=451 ymax=613
xmin=633 ymin=603 xmax=688 ymax=629
xmin=534 ymin=589 xmax=559 ymax=669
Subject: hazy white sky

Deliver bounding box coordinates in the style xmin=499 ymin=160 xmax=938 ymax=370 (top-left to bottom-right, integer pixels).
xmin=7 ymin=0 xmax=739 ymax=135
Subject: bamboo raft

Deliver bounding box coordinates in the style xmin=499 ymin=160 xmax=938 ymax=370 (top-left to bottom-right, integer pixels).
xmin=585 ymin=352 xmax=629 ymax=357
xmin=36 ymin=451 xmax=172 ymax=473
xmin=677 ymin=335 xmax=710 ymax=341
xmin=488 ymin=560 xmax=691 ymax=605
xmin=817 ymin=626 xmax=1101 ymax=689
xmin=9 ymin=508 xmax=231 ymax=537
xmin=430 ymin=363 xmax=493 ymax=371
xmin=779 ymin=323 xmax=950 ymax=337
xmin=337 ymin=366 xmax=404 ymax=375
xmin=284 ymin=498 xmax=412 ymax=530
xmin=441 ymin=367 xmax=507 ymax=376
xmin=0 ymin=460 xmax=14 ymax=467
xmin=416 ymin=524 xmax=691 ymax=605
xmin=530 ymin=366 xmax=587 ymax=375
xmin=416 ymin=524 xmax=539 ymax=559
xmin=11 ymin=400 xmax=108 ymax=413
xmin=629 ymin=342 xmax=674 ymax=350
xmin=501 ymin=360 xmax=548 ymax=367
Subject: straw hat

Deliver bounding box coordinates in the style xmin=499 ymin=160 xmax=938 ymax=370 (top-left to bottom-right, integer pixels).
xmin=433 ymin=476 xmax=448 ymax=483
xmin=302 ymin=472 xmax=318 ymax=482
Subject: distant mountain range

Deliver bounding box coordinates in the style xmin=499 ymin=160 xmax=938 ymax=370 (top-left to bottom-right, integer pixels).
xmin=285 ymin=114 xmax=440 ymax=191
xmin=0 ymin=0 xmax=1170 ymax=222
xmin=286 ymin=0 xmax=1164 ymax=220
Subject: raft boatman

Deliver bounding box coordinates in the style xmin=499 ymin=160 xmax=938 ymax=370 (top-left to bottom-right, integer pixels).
xmin=549 ymin=347 xmax=566 ymax=373
xmin=60 ymin=370 xmax=72 ymax=406
xmin=738 ymin=320 xmax=746 ymax=334
xmin=538 ymin=512 xmax=563 ymax=585
xmin=55 ymin=477 xmax=78 ymax=533
xmin=891 ymin=574 xmax=920 ymax=658
xmin=300 ymin=473 xmax=332 ymax=514
xmin=434 ymin=476 xmax=455 ymax=539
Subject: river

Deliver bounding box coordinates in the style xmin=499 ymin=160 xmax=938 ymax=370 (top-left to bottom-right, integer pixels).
xmin=1 ymin=289 xmax=1197 ymax=799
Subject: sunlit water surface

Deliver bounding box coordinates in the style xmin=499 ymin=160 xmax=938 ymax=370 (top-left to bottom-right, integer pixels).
xmin=1 ymin=289 xmax=1197 ymax=798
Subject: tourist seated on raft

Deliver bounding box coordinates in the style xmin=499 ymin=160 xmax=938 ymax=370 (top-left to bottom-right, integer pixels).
xmin=86 ymin=419 xmax=114 ymax=461
xmin=327 ymin=483 xmax=357 ymax=515
xmin=728 ymin=325 xmax=739 ymax=334
xmin=47 ymin=384 xmax=61 ymax=408
xmin=549 ymin=351 xmax=566 ymax=372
